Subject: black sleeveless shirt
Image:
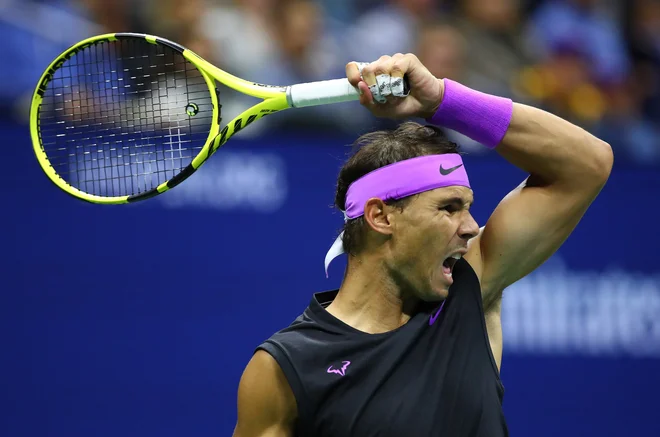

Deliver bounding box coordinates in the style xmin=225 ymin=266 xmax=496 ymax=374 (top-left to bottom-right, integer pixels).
xmin=257 ymin=258 xmax=508 ymax=437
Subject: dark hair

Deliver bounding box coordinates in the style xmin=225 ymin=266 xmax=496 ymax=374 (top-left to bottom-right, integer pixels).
xmin=335 ymin=121 xmax=461 ymax=256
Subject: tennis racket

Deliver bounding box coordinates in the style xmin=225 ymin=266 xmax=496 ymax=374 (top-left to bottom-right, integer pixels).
xmin=30 ymin=32 xmax=406 ymax=204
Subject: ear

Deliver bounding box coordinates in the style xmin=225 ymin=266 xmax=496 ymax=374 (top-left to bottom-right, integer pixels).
xmin=363 ymin=198 xmax=394 ymax=236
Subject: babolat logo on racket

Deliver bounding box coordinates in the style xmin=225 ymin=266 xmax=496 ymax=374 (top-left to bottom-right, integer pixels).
xmin=185 ymin=103 xmax=200 ymax=116
xmin=36 ymin=37 xmax=114 ymax=97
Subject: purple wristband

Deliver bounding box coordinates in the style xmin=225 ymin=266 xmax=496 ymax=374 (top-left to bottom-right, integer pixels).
xmin=426 ymin=78 xmax=513 ymax=149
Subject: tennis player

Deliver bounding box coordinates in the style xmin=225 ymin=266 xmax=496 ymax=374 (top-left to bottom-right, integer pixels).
xmin=232 ymin=54 xmax=613 ymax=436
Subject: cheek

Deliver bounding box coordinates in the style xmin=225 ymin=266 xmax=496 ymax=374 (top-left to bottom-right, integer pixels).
xmin=402 ymin=220 xmax=452 ymax=259
xmin=427 ymin=217 xmax=454 ymax=247
xmin=392 ymin=225 xmax=427 ymax=267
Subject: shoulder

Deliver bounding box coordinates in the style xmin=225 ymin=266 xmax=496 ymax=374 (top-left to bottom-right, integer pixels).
xmin=235 ymin=350 xmax=297 ymax=436
xmin=241 ymin=350 xmax=294 ymax=394
xmin=255 ymin=306 xmax=330 ymax=386
xmin=240 ymin=350 xmax=296 ymax=405
xmin=252 ymin=300 xmax=328 ymax=400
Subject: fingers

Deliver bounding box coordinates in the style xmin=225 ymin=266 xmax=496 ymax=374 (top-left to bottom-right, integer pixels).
xmin=346 ymin=54 xmax=413 ymax=105
xmin=346 ymin=61 xmax=373 ymax=105
xmin=362 ymin=55 xmax=390 ymax=103
xmin=376 ymin=74 xmax=392 ymax=98
xmin=390 ymin=53 xmax=410 ymax=97
xmin=345 ymin=61 xmax=367 ymax=87
xmin=357 ymin=81 xmax=372 ymax=106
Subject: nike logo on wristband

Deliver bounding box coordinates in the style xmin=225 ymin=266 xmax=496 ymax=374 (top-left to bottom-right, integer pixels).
xmin=439 ymin=164 xmax=463 ymax=176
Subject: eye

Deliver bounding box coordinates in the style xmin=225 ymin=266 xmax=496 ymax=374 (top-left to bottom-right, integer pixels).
xmin=439 ymin=205 xmax=458 ymax=213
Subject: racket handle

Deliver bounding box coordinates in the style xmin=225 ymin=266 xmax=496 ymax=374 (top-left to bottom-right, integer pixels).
xmin=286 ymin=78 xmax=360 ymax=108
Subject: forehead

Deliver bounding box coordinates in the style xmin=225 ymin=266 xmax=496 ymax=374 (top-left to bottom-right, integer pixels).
xmin=423 ymin=186 xmax=474 ymax=203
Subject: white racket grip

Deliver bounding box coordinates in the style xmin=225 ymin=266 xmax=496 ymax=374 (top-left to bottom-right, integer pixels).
xmin=286 ymin=78 xmax=360 ymax=108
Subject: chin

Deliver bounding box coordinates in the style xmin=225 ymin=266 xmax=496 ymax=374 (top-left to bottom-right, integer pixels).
xmin=435 ymin=287 xmax=450 ymax=300
xmin=427 ymin=273 xmax=451 ymax=300
xmin=421 ymin=284 xmax=449 ymax=302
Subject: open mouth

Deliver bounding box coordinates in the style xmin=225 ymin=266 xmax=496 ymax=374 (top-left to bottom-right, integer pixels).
xmin=442 ymin=254 xmax=461 ymax=278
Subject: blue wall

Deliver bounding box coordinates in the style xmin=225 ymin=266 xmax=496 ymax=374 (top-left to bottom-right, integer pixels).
xmin=1 ymin=120 xmax=659 ymax=436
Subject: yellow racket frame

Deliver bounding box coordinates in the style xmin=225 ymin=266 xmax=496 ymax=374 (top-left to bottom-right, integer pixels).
xmin=30 ymin=33 xmax=292 ymax=204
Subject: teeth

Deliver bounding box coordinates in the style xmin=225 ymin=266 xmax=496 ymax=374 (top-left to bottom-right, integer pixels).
xmin=451 ymin=254 xmax=462 ymax=259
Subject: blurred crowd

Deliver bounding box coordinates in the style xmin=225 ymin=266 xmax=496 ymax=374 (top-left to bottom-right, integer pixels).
xmin=1 ymin=0 xmax=659 ymax=163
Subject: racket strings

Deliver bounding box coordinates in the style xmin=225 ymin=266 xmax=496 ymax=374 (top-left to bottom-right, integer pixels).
xmin=37 ymin=37 xmax=214 ymax=197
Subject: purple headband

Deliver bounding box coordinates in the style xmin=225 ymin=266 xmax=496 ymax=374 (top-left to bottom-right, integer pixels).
xmin=345 ymin=154 xmax=470 ymax=218
xmin=325 ymin=154 xmax=471 ymax=275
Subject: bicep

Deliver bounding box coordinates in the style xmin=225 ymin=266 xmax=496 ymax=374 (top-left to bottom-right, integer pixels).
xmin=474 ymin=174 xmax=602 ymax=305
xmin=233 ymin=350 xmax=297 ymax=437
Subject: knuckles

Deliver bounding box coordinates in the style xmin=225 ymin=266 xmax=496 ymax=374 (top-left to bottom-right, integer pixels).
xmin=391 ymin=62 xmax=404 ymax=73
xmin=369 ymin=53 xmax=417 ymax=75
xmin=347 ymin=53 xmax=420 ymax=84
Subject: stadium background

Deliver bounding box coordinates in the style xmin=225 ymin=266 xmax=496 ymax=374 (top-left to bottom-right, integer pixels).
xmin=1 ymin=0 xmax=659 ymax=436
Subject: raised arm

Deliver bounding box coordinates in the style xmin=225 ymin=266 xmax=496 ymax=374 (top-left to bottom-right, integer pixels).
xmin=467 ymin=101 xmax=613 ymax=309
xmin=345 ymin=54 xmax=613 ymax=311
xmin=233 ymin=350 xmax=297 ymax=437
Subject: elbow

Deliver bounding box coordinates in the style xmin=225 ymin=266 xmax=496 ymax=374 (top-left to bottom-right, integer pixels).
xmin=586 ymin=137 xmax=614 ymax=186
xmin=596 ymin=139 xmax=614 ymax=181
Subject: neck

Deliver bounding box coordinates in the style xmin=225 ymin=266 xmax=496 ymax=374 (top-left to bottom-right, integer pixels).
xmin=325 ymin=255 xmax=421 ymax=334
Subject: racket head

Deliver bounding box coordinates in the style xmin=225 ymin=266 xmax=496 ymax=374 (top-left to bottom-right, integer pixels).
xmin=30 ymin=33 xmax=288 ymax=204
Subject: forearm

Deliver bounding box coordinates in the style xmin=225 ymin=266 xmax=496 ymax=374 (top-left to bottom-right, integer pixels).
xmin=498 ymin=103 xmax=613 ymax=189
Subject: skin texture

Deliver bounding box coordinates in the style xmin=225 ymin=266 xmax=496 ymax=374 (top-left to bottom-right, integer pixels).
xmin=233 ymin=350 xmax=297 ymax=437
xmin=232 ymin=53 xmax=614 ymax=437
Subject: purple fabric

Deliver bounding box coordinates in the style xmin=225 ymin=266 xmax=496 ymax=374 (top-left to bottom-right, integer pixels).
xmin=427 ymin=79 xmax=513 ymax=149
xmin=344 ymin=154 xmax=470 ymax=219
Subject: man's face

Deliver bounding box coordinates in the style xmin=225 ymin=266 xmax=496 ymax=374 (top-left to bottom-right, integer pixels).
xmin=386 ymin=186 xmax=479 ymax=301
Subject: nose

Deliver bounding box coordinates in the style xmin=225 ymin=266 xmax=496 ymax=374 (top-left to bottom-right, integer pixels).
xmin=459 ymin=211 xmax=480 ymax=241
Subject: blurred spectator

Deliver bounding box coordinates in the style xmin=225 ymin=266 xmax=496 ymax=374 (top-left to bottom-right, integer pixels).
xmin=202 ymin=0 xmax=362 ymax=134
xmin=519 ymin=0 xmax=630 ymax=124
xmin=518 ymin=0 xmax=660 ymax=162
xmin=416 ymin=19 xmax=467 ymax=82
xmin=0 ymin=0 xmax=134 ymax=118
xmin=256 ymin=0 xmax=369 ymax=132
xmin=346 ymin=0 xmax=443 ymax=63
xmin=269 ymin=0 xmax=342 ymax=81
xmin=516 ymin=39 xmax=609 ymax=123
xmin=526 ymin=0 xmax=631 ymax=85
xmin=592 ymin=76 xmax=660 ymax=163
xmin=199 ymin=0 xmax=278 ymax=79
xmin=415 ymin=19 xmax=485 ymax=153
xmin=452 ymin=0 xmax=534 ymax=100
xmin=0 ymin=0 xmax=657 ymax=162
xmin=144 ymin=0 xmax=213 ymax=60
xmin=625 ymin=0 xmax=660 ymax=122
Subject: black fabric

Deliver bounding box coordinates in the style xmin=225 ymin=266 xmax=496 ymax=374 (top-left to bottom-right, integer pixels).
xmin=256 ymin=258 xmax=508 ymax=437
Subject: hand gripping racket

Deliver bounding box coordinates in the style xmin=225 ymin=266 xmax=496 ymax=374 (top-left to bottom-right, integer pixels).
xmin=30 ymin=33 xmax=405 ymax=204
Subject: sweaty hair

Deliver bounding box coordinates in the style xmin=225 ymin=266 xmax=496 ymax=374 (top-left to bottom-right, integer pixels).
xmin=335 ymin=121 xmax=460 ymax=256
